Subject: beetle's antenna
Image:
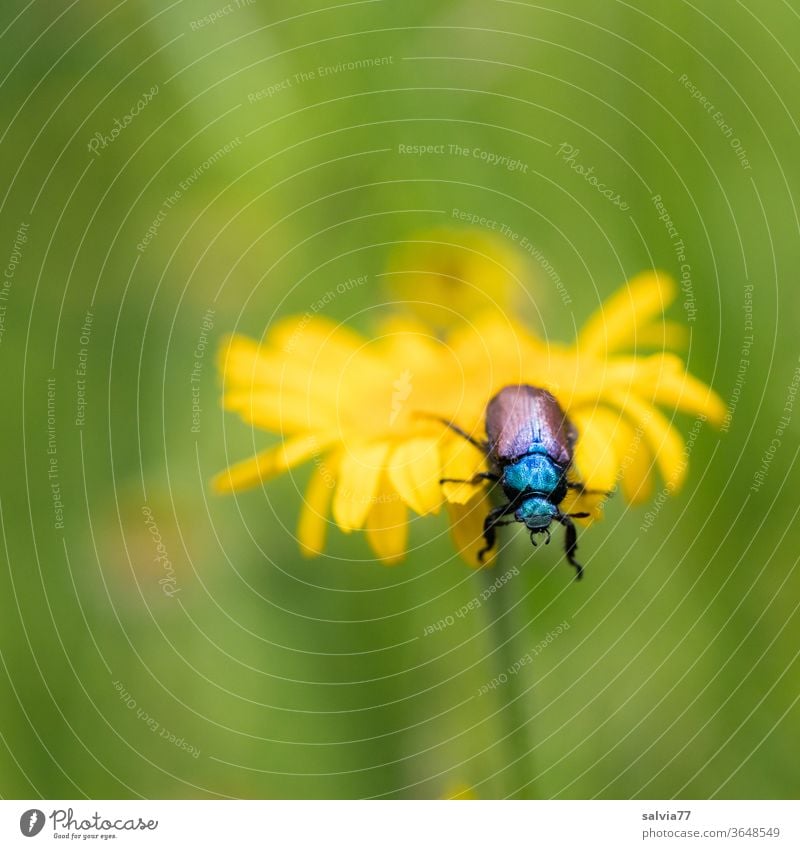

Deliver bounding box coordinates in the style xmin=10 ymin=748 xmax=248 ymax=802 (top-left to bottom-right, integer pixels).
xmin=413 ymin=412 xmax=488 ymax=453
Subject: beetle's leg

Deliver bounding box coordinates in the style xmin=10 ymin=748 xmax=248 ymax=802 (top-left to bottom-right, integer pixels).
xmin=423 ymin=415 xmax=488 ymax=453
xmin=556 ymin=514 xmax=584 ymax=580
xmin=567 ymin=481 xmax=613 ymax=498
xmin=439 ymin=471 xmax=499 ymax=486
xmin=478 ymin=504 xmax=515 ymax=563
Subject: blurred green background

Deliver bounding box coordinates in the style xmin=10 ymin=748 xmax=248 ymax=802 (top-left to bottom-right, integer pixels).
xmin=1 ymin=0 xmax=798 ymax=799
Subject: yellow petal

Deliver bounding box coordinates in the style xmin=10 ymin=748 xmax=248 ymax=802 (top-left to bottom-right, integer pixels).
xmin=297 ymin=463 xmax=336 ymax=557
xmin=267 ymin=314 xmax=366 ymax=365
xmin=219 ymin=336 xmax=332 ymax=415
xmin=560 ymin=489 xmax=604 ymax=524
xmin=446 ymin=493 xmax=495 ymax=568
xmin=218 ymin=334 xmax=265 ymax=386
xmin=644 ymin=356 xmax=727 ymax=426
xmin=223 ymin=387 xmax=338 ymax=433
xmin=387 ymin=438 xmax=443 ymax=515
xmin=220 ymin=322 xmax=397 ymax=433
xmin=569 ymin=407 xmax=623 ymax=492
xmin=571 ymin=408 xmax=655 ymax=505
xmin=365 ymin=479 xmax=407 ymax=564
xmin=212 ymin=433 xmax=332 ymax=493
xmin=439 ymin=435 xmax=489 ymax=505
xmin=611 ymin=391 xmax=687 ymax=491
xmin=376 ymin=316 xmax=448 ymax=369
xmin=577 ymin=270 xmax=676 ymax=356
xmin=635 ymin=321 xmax=689 ymax=351
xmin=618 ymin=423 xmax=654 ymax=504
xmin=332 ymin=442 xmax=390 ymax=531
xmin=218 ymin=333 xmax=352 ymax=429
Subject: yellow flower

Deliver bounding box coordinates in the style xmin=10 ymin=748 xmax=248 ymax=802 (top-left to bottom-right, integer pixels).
xmin=444 ymin=783 xmax=478 ymax=799
xmin=213 ymin=270 xmax=724 ymax=567
xmin=383 ymin=227 xmax=525 ymax=326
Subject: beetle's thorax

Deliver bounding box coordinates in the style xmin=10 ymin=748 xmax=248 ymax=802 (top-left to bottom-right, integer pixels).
xmin=500 ymin=445 xmax=568 ymax=504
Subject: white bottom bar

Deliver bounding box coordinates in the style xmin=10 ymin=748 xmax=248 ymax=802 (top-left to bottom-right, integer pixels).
xmin=2 ymin=800 xmax=796 ymax=848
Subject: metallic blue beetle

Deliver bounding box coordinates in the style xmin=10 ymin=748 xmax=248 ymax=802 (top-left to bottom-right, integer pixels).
xmin=440 ymin=384 xmax=608 ymax=579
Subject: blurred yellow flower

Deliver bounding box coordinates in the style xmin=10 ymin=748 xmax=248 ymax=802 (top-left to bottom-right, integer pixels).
xmin=383 ymin=227 xmax=524 ymax=326
xmin=444 ymin=783 xmax=478 ymax=799
xmin=213 ymin=268 xmax=724 ymax=567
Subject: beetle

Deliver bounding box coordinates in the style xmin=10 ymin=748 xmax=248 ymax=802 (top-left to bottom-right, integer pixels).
xmin=438 ymin=384 xmax=609 ymax=579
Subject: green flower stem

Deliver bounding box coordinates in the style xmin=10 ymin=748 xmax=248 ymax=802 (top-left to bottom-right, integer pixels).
xmin=479 ymin=559 xmax=538 ymax=799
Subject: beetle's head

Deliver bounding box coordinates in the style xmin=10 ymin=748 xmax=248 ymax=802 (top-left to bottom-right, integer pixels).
xmin=515 ymin=496 xmax=558 ymax=532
